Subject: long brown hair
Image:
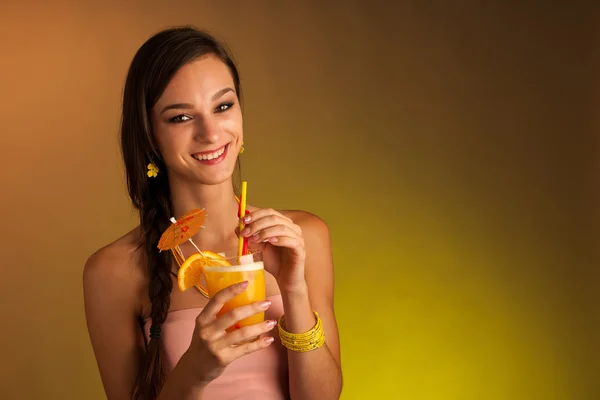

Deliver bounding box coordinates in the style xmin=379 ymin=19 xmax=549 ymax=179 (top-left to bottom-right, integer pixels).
xmin=119 ymin=26 xmax=242 ymax=399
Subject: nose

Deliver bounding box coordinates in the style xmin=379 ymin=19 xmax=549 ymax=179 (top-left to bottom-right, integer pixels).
xmin=192 ymin=114 xmax=220 ymax=143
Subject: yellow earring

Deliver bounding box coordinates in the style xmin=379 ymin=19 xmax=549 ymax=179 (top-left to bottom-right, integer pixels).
xmin=147 ymin=163 xmax=159 ymax=178
xmin=240 ymin=141 xmax=245 ymax=154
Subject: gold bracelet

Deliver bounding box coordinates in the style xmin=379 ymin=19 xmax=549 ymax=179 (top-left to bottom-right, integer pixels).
xmin=278 ymin=311 xmax=325 ymax=352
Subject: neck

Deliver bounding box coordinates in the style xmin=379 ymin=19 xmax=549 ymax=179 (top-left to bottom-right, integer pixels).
xmin=169 ymin=178 xmax=240 ymax=249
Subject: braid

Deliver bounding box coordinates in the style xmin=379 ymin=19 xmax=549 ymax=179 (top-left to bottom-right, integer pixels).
xmin=132 ymin=175 xmax=173 ymax=399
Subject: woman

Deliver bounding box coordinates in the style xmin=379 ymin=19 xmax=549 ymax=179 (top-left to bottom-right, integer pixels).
xmin=83 ymin=26 xmax=342 ymax=399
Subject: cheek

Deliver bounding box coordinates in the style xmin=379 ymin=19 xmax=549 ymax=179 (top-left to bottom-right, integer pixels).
xmin=154 ymin=126 xmax=189 ymax=161
xmin=220 ymin=110 xmax=243 ymax=135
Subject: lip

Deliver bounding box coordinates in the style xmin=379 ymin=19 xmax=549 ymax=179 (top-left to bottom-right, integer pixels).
xmin=191 ymin=143 xmax=229 ymax=165
xmin=192 ymin=143 xmax=228 ymax=157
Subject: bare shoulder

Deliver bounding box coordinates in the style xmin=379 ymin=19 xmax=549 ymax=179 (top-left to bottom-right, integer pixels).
xmin=83 ymin=227 xmax=147 ymax=314
xmin=281 ymin=209 xmax=331 ymax=243
xmin=279 ymin=210 xmax=334 ymax=272
xmin=83 ymin=227 xmax=149 ymax=398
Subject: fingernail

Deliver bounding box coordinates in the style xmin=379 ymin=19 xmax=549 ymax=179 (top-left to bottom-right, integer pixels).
xmin=263 ymin=336 xmax=274 ymax=345
xmin=269 ymin=237 xmax=279 ymax=243
xmin=240 ymin=227 xmax=250 ymax=236
xmin=243 ymin=215 xmax=251 ymax=223
xmin=238 ymin=281 xmax=249 ymax=289
xmin=258 ymin=300 xmax=271 ymax=310
xmin=250 ymin=234 xmax=260 ymax=243
xmin=265 ymin=320 xmax=277 ymax=328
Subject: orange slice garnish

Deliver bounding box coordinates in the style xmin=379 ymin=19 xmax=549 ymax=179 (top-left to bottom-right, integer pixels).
xmin=177 ymin=251 xmax=232 ymax=292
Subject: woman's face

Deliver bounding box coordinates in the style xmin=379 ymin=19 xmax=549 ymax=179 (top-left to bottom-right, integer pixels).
xmin=151 ymin=54 xmax=243 ymax=185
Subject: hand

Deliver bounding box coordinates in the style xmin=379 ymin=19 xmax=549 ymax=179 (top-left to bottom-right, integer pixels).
xmin=184 ymin=281 xmax=277 ymax=385
xmin=239 ymin=208 xmax=307 ymax=292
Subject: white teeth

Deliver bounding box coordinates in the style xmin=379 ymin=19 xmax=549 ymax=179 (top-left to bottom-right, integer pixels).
xmin=193 ymin=145 xmax=226 ymax=161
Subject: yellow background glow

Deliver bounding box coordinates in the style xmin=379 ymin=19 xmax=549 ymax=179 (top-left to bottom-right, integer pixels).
xmin=0 ymin=2 xmax=597 ymax=399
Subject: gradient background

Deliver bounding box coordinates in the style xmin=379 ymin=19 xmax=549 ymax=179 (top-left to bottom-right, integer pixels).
xmin=1 ymin=1 xmax=598 ymax=399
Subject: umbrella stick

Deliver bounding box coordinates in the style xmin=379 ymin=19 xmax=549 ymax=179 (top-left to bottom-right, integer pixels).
xmin=176 ymin=245 xmax=185 ymax=259
xmin=188 ymin=239 xmax=204 ymax=256
xmin=169 ymin=217 xmax=205 ymax=257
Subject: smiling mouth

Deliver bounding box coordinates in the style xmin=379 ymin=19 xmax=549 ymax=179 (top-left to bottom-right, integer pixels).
xmin=191 ymin=143 xmax=229 ymax=163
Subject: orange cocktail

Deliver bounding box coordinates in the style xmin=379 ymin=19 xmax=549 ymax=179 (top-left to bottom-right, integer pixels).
xmin=203 ymin=251 xmax=266 ymax=332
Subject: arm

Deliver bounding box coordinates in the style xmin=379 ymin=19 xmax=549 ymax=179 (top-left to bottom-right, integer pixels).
xmin=83 ymin=245 xmax=147 ymax=399
xmin=241 ymin=209 xmax=343 ymax=399
xmin=84 ymin=243 xmax=275 ymax=399
xmin=83 ymin=244 xmax=204 ymax=400
xmin=282 ymin=214 xmax=343 ymax=400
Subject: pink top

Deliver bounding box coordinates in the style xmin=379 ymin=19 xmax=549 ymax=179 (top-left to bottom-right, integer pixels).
xmin=143 ymin=295 xmax=289 ymax=399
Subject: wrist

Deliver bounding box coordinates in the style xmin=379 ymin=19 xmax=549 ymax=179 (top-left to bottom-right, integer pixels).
xmin=279 ymin=281 xmax=315 ymax=334
xmin=175 ymin=350 xmax=209 ymax=391
xmin=279 ymin=281 xmax=309 ymax=298
xmin=158 ymin=360 xmax=206 ymax=400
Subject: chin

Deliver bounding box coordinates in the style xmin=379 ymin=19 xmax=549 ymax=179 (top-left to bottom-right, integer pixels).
xmin=192 ymin=167 xmax=235 ymax=186
xmin=196 ymin=176 xmax=232 ymax=186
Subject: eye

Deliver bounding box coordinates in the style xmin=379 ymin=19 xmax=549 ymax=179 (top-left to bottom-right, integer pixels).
xmin=169 ymin=114 xmax=192 ymax=123
xmin=216 ymin=102 xmax=234 ymax=113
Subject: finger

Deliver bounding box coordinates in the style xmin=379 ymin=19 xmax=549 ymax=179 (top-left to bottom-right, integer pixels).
xmin=260 ymin=235 xmax=306 ymax=256
xmin=213 ymin=299 xmax=272 ymax=332
xmin=217 ymin=319 xmax=277 ymax=349
xmin=243 ymin=207 xmax=289 ymax=222
xmin=243 ymin=218 xmax=301 ymax=240
xmin=241 ymin=214 xmax=287 ymax=236
xmin=243 ymin=211 xmax=302 ymax=237
xmin=249 ymin=225 xmax=304 ymax=245
xmin=221 ymin=336 xmax=276 ymax=364
xmin=197 ymin=281 xmax=249 ymax=326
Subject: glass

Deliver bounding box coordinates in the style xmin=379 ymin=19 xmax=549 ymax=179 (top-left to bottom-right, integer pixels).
xmin=203 ymin=250 xmax=266 ymax=332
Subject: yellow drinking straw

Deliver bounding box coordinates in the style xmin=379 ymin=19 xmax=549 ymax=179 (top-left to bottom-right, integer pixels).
xmin=238 ymin=181 xmax=248 ymax=257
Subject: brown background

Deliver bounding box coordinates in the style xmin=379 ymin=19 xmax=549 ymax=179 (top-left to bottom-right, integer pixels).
xmin=0 ymin=1 xmax=598 ymax=399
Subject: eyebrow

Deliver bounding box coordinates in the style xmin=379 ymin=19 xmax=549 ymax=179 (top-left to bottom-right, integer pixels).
xmin=160 ymin=87 xmax=235 ymax=114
